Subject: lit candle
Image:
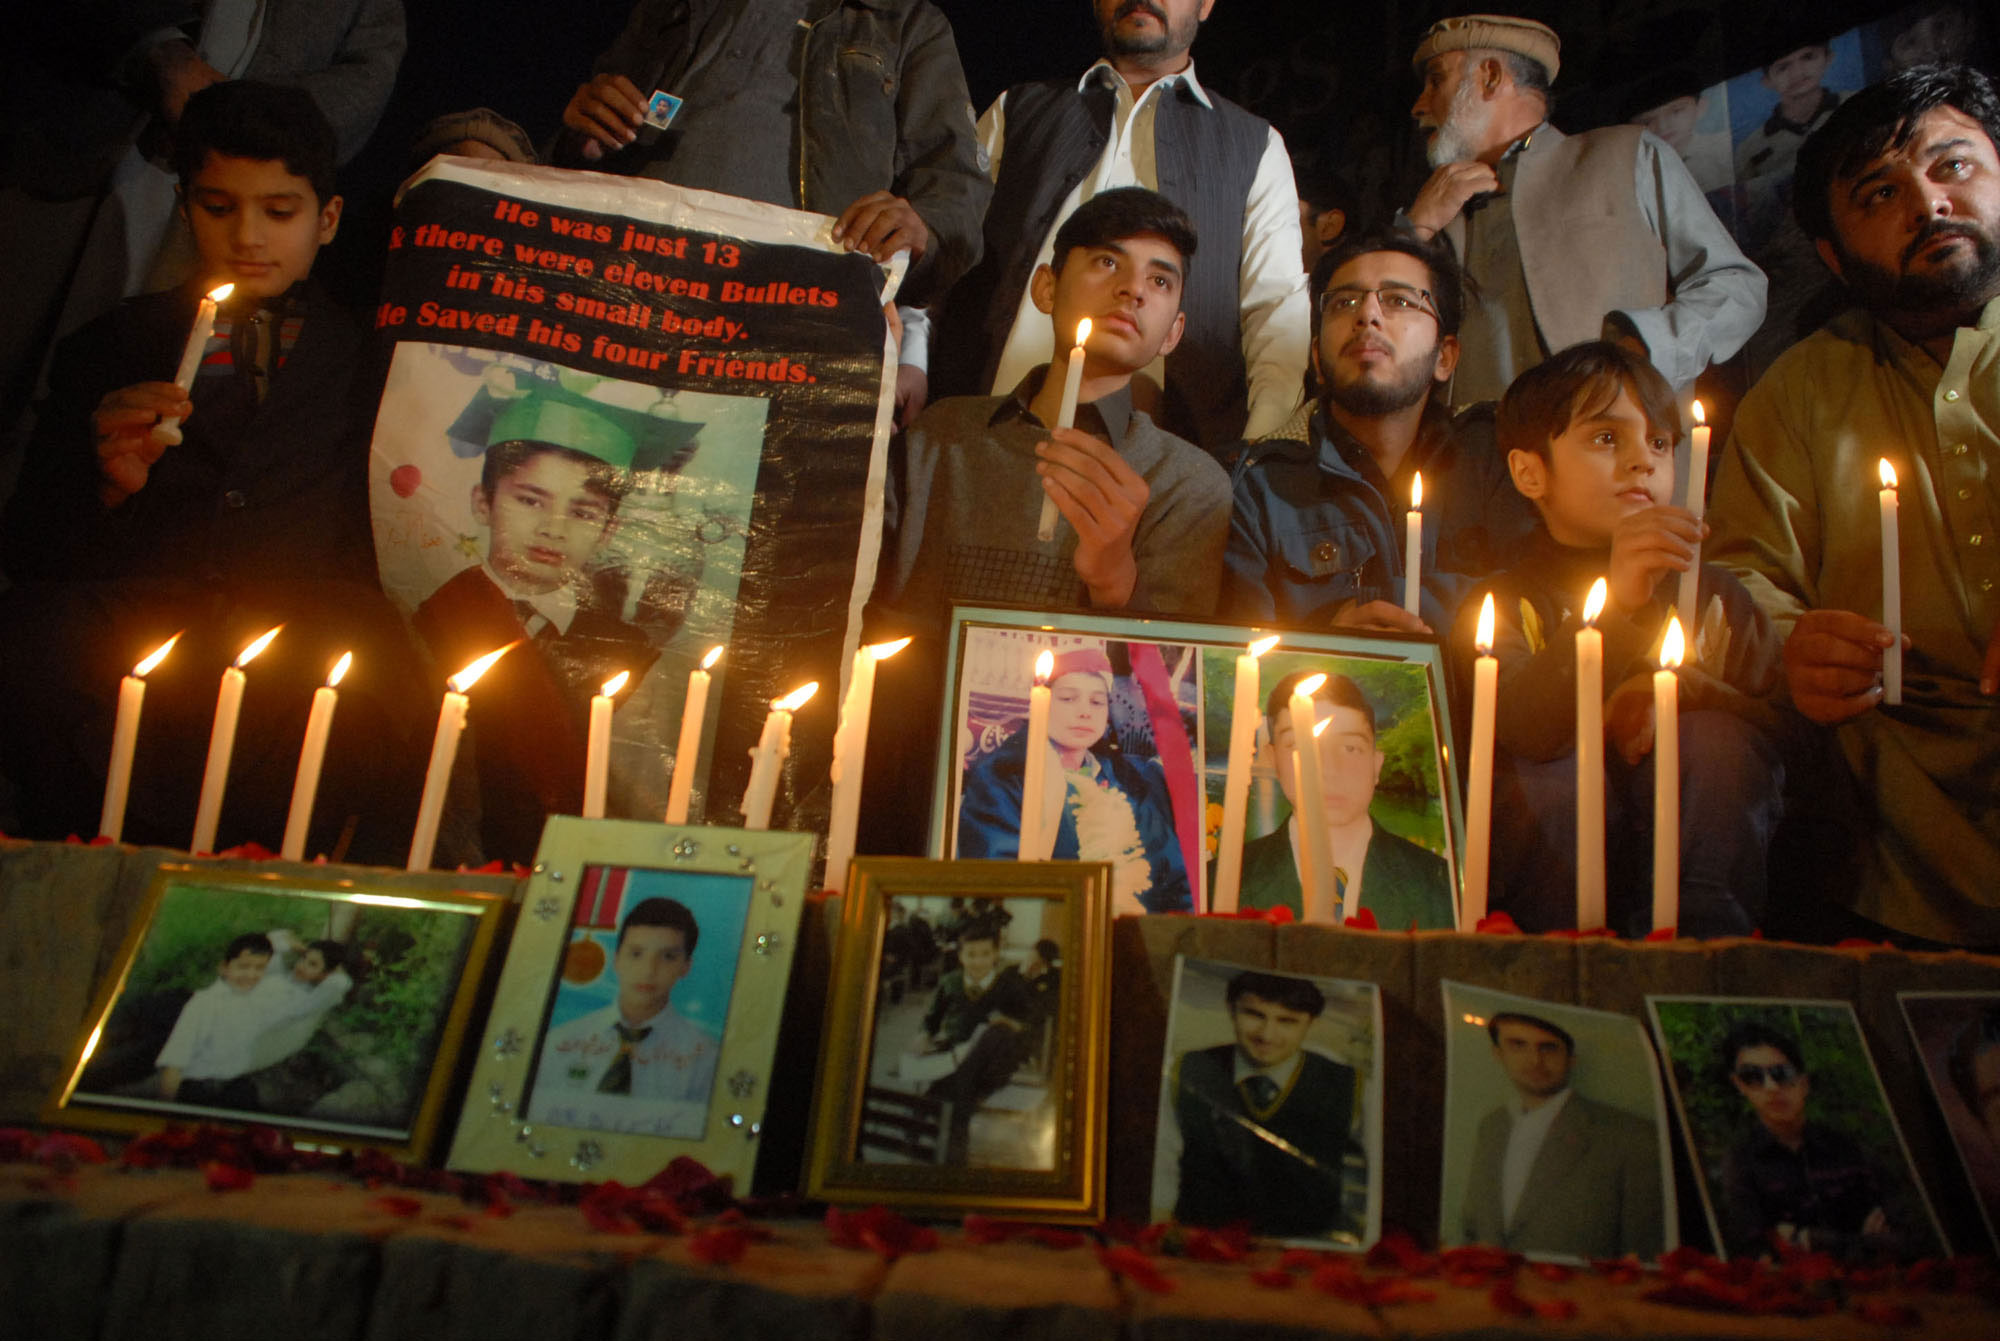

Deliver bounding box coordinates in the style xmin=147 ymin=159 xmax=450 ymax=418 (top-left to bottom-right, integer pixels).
xmin=1289 ymin=751 xmax=1317 ymax=918
xmin=1652 ymin=616 xmax=1685 ymax=933
xmin=1210 ymin=634 xmax=1279 ymax=913
xmin=1404 ymin=471 xmax=1424 ymax=615
xmin=664 ymin=645 xmax=722 ymax=824
xmin=1037 ymin=317 xmax=1092 ymax=543
xmin=1287 ymin=673 xmax=1337 ymax=922
xmin=190 ymin=625 xmax=282 ymax=855
xmin=99 ymin=632 xmax=181 ymax=842
xmin=280 ymin=651 xmax=351 ymax=861
xmin=1676 ymin=400 xmax=1710 ymax=624
xmin=582 ymin=670 xmax=629 ymax=820
xmin=1880 ymin=459 xmax=1902 ymax=706
xmin=1017 ymin=650 xmax=1055 ymax=860
xmin=156 ymin=282 xmax=234 ymax=444
xmin=825 ymin=638 xmax=910 ymax=892
xmin=1576 ymin=578 xmax=1607 ymax=930
xmin=1463 ymin=594 xmax=1498 ymax=927
xmin=408 ymin=643 xmax=515 ymax=871
xmin=741 ymin=681 xmax=817 ymax=831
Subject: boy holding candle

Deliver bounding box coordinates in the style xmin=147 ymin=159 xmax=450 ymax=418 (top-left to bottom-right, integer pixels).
xmin=1451 ymin=342 xmax=1784 ymax=936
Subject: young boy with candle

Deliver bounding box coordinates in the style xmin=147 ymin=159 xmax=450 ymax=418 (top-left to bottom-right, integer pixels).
xmin=0 ymin=79 xmax=431 ymax=857
xmin=1450 ymin=342 xmax=1784 ymax=937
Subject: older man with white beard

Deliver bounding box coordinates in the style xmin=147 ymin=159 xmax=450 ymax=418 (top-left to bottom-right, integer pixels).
xmin=1400 ymin=14 xmax=1765 ymax=406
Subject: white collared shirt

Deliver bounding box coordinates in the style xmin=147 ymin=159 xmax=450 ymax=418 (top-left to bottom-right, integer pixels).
xmin=1232 ymin=1047 xmax=1304 ymax=1102
xmin=484 ymin=562 xmax=579 ymax=638
xmin=1501 ymin=1087 xmax=1573 ymax=1225
xmin=155 ymin=978 xmax=270 ymax=1081
xmin=534 ymin=1001 xmax=720 ymax=1103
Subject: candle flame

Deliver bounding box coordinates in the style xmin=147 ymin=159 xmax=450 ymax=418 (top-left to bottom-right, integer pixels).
xmin=1411 ymin=471 xmax=1423 ymax=510
xmin=601 ymin=670 xmax=630 ymax=697
xmin=773 ymin=681 xmax=818 ymax=713
xmin=134 ymin=632 xmax=182 ymax=677
xmin=234 ymin=625 xmax=283 ymax=668
xmin=449 ymin=641 xmax=518 ymax=693
xmin=1879 ymin=458 xmax=1897 ymax=489
xmin=1582 ymin=577 xmax=1608 ymax=624
xmin=1312 ymin=716 xmax=1332 ymax=738
xmin=1476 ymin=592 xmax=1496 ymax=652
xmin=326 ymin=652 xmax=353 ymax=688
xmin=1034 ymin=649 xmax=1054 ymax=685
xmin=1660 ymin=616 xmax=1685 ymax=669
xmin=867 ymin=637 xmax=913 ymax=662
xmin=1249 ymin=634 xmax=1280 ymax=658
xmin=1074 ymin=316 xmax=1092 ymax=348
xmin=1296 ymin=672 xmax=1327 ymax=697
xmin=701 ymin=644 xmax=724 ymax=671
xmin=1691 ymin=399 xmax=1706 ymax=426
xmin=206 ymin=282 xmax=236 ymax=302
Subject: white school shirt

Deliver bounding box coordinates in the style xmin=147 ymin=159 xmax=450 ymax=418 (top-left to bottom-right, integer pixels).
xmin=536 ymin=1001 xmax=720 ymax=1103
xmin=154 ymin=978 xmax=270 ymax=1081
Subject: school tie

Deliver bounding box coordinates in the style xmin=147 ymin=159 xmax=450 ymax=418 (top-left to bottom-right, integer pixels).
xmin=1242 ymin=1074 xmax=1280 ymax=1109
xmin=597 ymin=1021 xmax=652 ymax=1094
xmin=511 ymin=600 xmax=552 ymax=639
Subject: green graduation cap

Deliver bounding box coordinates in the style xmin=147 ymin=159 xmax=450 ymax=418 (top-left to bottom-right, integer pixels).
xmin=448 ymin=380 xmax=703 ymax=475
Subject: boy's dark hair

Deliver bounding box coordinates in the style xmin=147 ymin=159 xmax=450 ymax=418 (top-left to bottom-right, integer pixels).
xmin=1034 ymin=938 xmax=1062 ymax=964
xmin=222 ymin=932 xmax=275 ymax=963
xmin=1496 ymin=340 xmax=1681 ymax=464
xmin=1794 ymin=65 xmax=2000 ymax=244
xmin=1312 ymin=231 xmax=1464 ymax=338
xmin=958 ymin=921 xmax=1002 ymax=950
xmin=1949 ymin=1005 xmax=2000 ymax=1113
xmin=1226 ymin=970 xmax=1326 ymax=1018
xmin=1264 ymin=669 xmax=1377 ymax=739
xmin=173 ymin=81 xmax=340 ymax=204
xmin=479 ymin=440 xmax=631 ymax=507
xmin=1718 ymin=1019 xmax=1806 ymax=1077
xmin=307 ymin=940 xmax=346 ymax=973
xmin=617 ymin=897 xmax=699 ymax=956
xmin=1050 ymin=187 xmax=1198 ymax=275
xmin=1487 ymin=1011 xmax=1575 ymax=1054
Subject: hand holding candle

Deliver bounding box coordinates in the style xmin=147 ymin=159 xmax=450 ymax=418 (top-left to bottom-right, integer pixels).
xmin=1652 ymin=616 xmax=1685 ymax=933
xmin=1037 ymin=318 xmax=1092 ymax=543
xmin=1017 ymin=650 xmax=1055 ymax=861
xmin=190 ymin=625 xmax=282 ymax=855
xmin=1676 ymin=401 xmax=1710 ymax=624
xmin=1210 ymin=635 xmax=1279 ymax=912
xmin=1575 ymin=579 xmax=1607 ymax=930
xmin=741 ymin=681 xmax=817 ymax=831
xmin=664 ymin=645 xmax=723 ymax=824
xmin=156 ymin=283 xmax=233 ymax=445
xmin=1879 ymin=459 xmax=1902 ymax=706
xmin=1404 ymin=472 xmax=1424 ymax=615
xmin=100 ymin=632 xmax=181 ymax=843
xmin=1463 ymin=594 xmax=1498 ymax=927
xmin=582 ymin=670 xmax=629 ymax=820
xmin=824 ymin=637 xmax=911 ymax=892
xmin=280 ymin=651 xmax=351 ymax=861
xmin=408 ymin=642 xmax=515 ymax=871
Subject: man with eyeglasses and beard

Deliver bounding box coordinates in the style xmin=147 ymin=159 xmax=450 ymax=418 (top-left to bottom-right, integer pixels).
xmin=1222 ymin=233 xmax=1538 ymax=634
xmin=1707 ymin=66 xmax=2000 ymax=949
xmin=1716 ymin=1021 xmax=1900 ymax=1262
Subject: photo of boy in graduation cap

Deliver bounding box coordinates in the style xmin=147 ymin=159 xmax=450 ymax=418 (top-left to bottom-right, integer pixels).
xmin=412 ymin=373 xmax=701 ymax=861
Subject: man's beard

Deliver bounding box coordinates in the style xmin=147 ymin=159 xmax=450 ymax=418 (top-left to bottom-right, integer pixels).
xmin=1425 ymin=78 xmax=1494 ymax=167
xmin=1102 ymin=0 xmax=1196 ymax=58
xmin=1324 ymin=342 xmax=1441 ymax=417
xmin=1837 ymin=218 xmax=2000 ymax=316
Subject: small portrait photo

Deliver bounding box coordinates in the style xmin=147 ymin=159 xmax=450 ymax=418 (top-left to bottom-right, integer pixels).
xmin=1204 ymin=650 xmax=1456 ymax=929
xmin=1901 ymin=992 xmax=2000 ymax=1252
xmin=62 ymin=873 xmax=496 ymax=1154
xmin=946 ymin=626 xmax=1202 ymax=916
xmin=1873 ymin=2 xmax=1981 ymax=76
xmin=1151 ymin=957 xmax=1382 ymax=1248
xmin=858 ymin=894 xmax=1066 ymax=1171
xmin=1440 ymin=983 xmax=1676 ymax=1264
xmin=1623 ymin=68 xmax=1736 ymax=197
xmin=1724 ymin=27 xmax=1868 ymax=248
xmin=524 ymin=865 xmax=751 ymax=1140
xmin=1648 ymin=996 xmax=1946 ymax=1263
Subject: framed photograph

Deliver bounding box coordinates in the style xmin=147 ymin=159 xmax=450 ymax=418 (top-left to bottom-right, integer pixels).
xmin=1900 ymin=991 xmax=2000 ymax=1253
xmin=806 ymin=857 xmax=1111 ymax=1221
xmin=51 ymin=866 xmax=506 ymax=1161
xmin=1151 ymin=956 xmax=1382 ymax=1248
xmin=1647 ymin=995 xmax=1947 ymax=1262
xmin=447 ymin=817 xmax=810 ymax=1186
xmin=933 ymin=606 xmax=1461 ymax=926
xmin=1439 ymin=982 xmax=1676 ymax=1264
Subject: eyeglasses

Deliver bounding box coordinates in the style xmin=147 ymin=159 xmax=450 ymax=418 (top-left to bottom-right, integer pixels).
xmin=1734 ymin=1062 xmax=1802 ymax=1089
xmin=1321 ymin=285 xmax=1439 ymax=323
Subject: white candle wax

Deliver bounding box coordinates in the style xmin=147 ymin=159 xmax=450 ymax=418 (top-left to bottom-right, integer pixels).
xmin=1575 ymin=584 xmax=1606 ymax=930
xmin=1880 ymin=461 xmax=1902 ymax=705
xmin=582 ymin=670 xmax=627 ymax=820
xmin=1403 ymin=472 xmax=1424 ymax=615
xmin=1210 ymin=636 xmax=1276 ymax=912
xmin=407 ymin=692 xmax=468 ymax=870
xmin=664 ymin=646 xmax=721 ymax=824
xmin=1652 ymin=618 xmax=1684 ymax=932
xmin=100 ymin=633 xmax=179 ymax=842
xmin=1037 ymin=318 xmax=1092 ymax=543
xmin=1287 ymin=679 xmax=1338 ymax=922
xmin=1290 ymin=749 xmax=1316 ymax=915
xmin=740 ymin=709 xmax=792 ymax=832
xmin=1017 ymin=652 xmax=1054 ymax=861
xmin=158 ymin=283 xmax=232 ymax=442
xmin=1463 ymin=594 xmax=1498 ymax=927
xmin=1676 ymin=406 xmax=1710 ymax=623
xmin=281 ymin=652 xmax=350 ymax=861
xmin=189 ymin=668 xmax=245 ymax=854
xmin=824 ymin=639 xmax=909 ymax=893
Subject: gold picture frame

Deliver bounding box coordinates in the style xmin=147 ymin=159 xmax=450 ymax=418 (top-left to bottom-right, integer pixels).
xmin=447 ymin=818 xmax=810 ymax=1187
xmin=806 ymin=857 xmax=1111 ymax=1221
xmin=50 ymin=865 xmax=507 ymax=1162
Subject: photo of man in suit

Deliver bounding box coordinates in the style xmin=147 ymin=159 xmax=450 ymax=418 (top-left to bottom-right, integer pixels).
xmin=1455 ymin=1009 xmax=1666 ymax=1261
